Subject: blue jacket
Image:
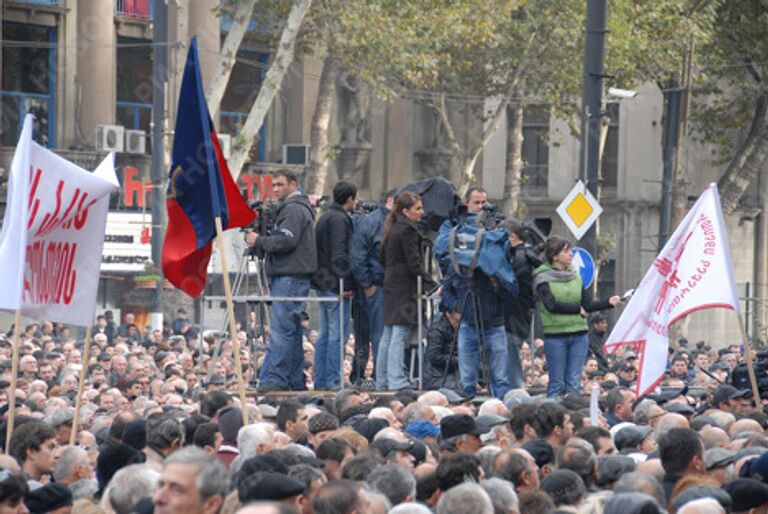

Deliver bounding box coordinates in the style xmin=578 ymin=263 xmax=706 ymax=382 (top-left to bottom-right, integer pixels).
xmin=441 ymin=268 xmax=517 ymax=329
xmin=350 ymin=206 xmax=387 ymax=289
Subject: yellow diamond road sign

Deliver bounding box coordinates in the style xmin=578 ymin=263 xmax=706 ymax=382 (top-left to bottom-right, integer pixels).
xmin=556 ymin=181 xmax=603 ymax=240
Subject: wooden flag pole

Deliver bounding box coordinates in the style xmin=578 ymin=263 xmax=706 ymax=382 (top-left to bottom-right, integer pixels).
xmin=737 ymin=313 xmax=762 ymax=404
xmin=70 ymin=326 xmax=93 ymax=446
xmin=214 ymin=217 xmax=250 ymax=426
xmin=5 ymin=309 xmax=22 ymax=452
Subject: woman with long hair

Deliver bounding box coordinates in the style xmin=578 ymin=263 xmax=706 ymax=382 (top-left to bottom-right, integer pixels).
xmin=376 ymin=192 xmax=436 ymax=391
xmin=533 ymin=236 xmax=622 ymax=397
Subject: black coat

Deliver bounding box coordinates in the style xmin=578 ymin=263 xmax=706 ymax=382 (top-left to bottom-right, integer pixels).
xmin=505 ymin=244 xmax=540 ymax=338
xmin=381 ymin=215 xmax=436 ymax=326
xmin=312 ymin=203 xmax=354 ymax=291
xmin=423 ymin=315 xmax=459 ymax=390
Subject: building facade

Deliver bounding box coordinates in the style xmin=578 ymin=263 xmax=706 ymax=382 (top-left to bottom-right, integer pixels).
xmin=1 ymin=0 xmax=765 ymax=344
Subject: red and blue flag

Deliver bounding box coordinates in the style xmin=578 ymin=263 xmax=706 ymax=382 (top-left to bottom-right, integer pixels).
xmin=161 ymin=37 xmax=255 ymax=297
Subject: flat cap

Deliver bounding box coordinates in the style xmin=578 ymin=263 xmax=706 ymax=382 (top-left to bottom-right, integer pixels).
xmin=614 ymin=425 xmax=653 ymax=451
xmin=704 ymin=448 xmax=736 ymax=470
xmin=238 ymin=472 xmax=305 ymax=503
xmin=369 ymin=438 xmax=414 ymax=458
xmin=308 ymin=412 xmax=339 ymax=435
xmin=723 ymin=479 xmax=768 ymax=511
xmin=440 ymin=414 xmax=482 ymax=439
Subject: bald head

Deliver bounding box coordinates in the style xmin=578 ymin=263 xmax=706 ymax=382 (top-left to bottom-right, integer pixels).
xmin=655 ymin=413 xmax=689 ymax=441
xmin=728 ymin=418 xmax=763 ymax=437
xmin=677 ymin=498 xmax=725 ymax=514
xmin=699 ymin=426 xmax=730 ymax=450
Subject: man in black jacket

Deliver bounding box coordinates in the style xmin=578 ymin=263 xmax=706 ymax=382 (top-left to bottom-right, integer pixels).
xmin=245 ymin=170 xmax=317 ymax=391
xmin=312 ymin=180 xmax=357 ymax=390
xmin=422 ymin=308 xmax=461 ymax=390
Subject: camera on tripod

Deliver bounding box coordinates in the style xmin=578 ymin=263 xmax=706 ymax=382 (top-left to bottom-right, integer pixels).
xmin=355 ymin=200 xmax=379 ymax=216
xmin=245 ymin=200 xmax=278 ymax=236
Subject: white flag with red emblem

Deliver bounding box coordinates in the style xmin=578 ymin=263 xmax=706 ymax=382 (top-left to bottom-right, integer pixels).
xmin=604 ymin=184 xmax=740 ymax=396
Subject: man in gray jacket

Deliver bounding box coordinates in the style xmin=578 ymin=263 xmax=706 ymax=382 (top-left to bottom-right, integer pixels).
xmin=246 ymin=169 xmax=317 ymax=391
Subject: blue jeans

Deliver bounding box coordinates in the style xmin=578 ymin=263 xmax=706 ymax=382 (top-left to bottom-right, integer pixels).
xmin=366 ymin=287 xmax=384 ymax=378
xmin=543 ymin=333 xmax=589 ymax=397
xmin=376 ymin=324 xmax=411 ymax=391
xmin=507 ymin=333 xmax=524 ymax=389
xmin=314 ymin=290 xmax=351 ymax=390
xmin=458 ymin=323 xmax=510 ymax=399
xmin=259 ymin=276 xmax=310 ymax=390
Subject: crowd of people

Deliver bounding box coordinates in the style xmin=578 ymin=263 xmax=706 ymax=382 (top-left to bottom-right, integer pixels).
xmin=0 ymin=320 xmax=765 ymax=514
xmin=0 ymin=170 xmax=764 ymax=514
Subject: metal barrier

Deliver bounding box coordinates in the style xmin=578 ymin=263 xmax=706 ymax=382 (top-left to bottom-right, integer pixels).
xmin=205 ymin=278 xmax=347 ymax=390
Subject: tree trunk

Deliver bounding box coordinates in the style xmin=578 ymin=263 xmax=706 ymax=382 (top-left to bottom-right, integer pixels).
xmin=206 ymin=0 xmax=258 ymax=117
xmin=228 ymin=0 xmax=312 ymax=179
xmin=502 ymin=101 xmax=524 ymax=216
xmin=307 ymin=54 xmax=339 ymax=195
xmin=718 ymin=94 xmax=768 ymax=214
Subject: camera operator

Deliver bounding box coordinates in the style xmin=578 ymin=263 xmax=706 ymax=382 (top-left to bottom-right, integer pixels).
xmin=442 ymin=266 xmax=516 ymax=399
xmin=498 ymin=219 xmax=542 ymax=389
xmin=349 ymin=188 xmax=396 ymax=383
xmin=311 ymin=180 xmax=357 ymax=390
xmin=422 ymin=305 xmax=461 ymax=390
xmin=244 ymin=170 xmax=317 ymax=391
xmin=465 ymin=186 xmax=488 ymax=215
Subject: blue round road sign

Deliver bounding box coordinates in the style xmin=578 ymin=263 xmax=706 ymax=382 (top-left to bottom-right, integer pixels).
xmin=572 ymin=246 xmax=595 ymax=288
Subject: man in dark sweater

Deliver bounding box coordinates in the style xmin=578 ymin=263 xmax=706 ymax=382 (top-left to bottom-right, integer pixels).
xmin=312 ymin=180 xmax=357 ymax=390
xmin=246 ymin=169 xmax=317 ymax=391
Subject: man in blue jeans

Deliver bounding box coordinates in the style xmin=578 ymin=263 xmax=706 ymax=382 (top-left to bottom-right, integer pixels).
xmin=442 ymin=268 xmax=517 ymax=399
xmin=312 ymin=180 xmax=357 ymax=390
xmin=245 ymin=170 xmax=317 ymax=391
xmin=349 ymin=189 xmax=395 ymax=382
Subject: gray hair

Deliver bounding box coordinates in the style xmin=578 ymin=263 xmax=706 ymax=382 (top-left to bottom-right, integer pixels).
xmin=481 ymin=478 xmax=519 ymax=514
xmin=70 ymin=479 xmax=99 ymax=501
xmin=403 ymin=402 xmax=435 ymax=427
xmin=614 ymin=473 xmax=666 ymax=507
xmin=389 ymin=503 xmax=433 ymax=514
xmin=164 ymin=446 xmax=229 ymax=500
xmin=477 ymin=446 xmax=502 ymax=478
xmin=52 ymin=446 xmax=89 ymax=482
xmin=436 ymin=482 xmax=494 ymax=514
xmin=633 ymin=399 xmax=658 ymax=425
xmin=478 ymin=399 xmax=505 ymax=417
xmin=237 ymin=423 xmax=274 ymax=460
xmin=105 ymin=464 xmax=160 ymax=514
xmin=368 ymin=464 xmax=417 ymax=506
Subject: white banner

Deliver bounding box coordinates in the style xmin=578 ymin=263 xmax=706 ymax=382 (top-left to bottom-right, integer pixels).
xmin=0 ymin=115 xmax=119 ymax=326
xmin=604 ymin=184 xmax=740 ymax=396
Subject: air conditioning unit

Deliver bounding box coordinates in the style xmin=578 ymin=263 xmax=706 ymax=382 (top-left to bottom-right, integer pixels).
xmin=125 ymin=129 xmax=146 ymax=154
xmin=96 ymin=125 xmax=125 ymax=152
xmin=282 ymin=144 xmax=310 ymax=166
xmin=217 ymin=134 xmax=232 ymax=159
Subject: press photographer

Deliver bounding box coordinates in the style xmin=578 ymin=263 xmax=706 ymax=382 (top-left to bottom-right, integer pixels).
xmin=244 ymin=170 xmax=317 ymax=391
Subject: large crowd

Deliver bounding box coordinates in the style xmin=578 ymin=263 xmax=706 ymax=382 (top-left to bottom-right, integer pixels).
xmin=0 ymin=171 xmax=764 ymax=514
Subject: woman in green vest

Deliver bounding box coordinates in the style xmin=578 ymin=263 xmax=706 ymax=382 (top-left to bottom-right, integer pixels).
xmin=533 ymin=236 xmax=622 ymax=397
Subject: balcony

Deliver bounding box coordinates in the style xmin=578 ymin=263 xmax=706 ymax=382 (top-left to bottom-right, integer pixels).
xmin=115 ymin=0 xmax=153 ymax=20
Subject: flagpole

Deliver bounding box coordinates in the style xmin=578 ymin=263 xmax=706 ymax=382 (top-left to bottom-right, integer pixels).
xmin=214 ymin=217 xmax=249 ymax=426
xmin=70 ymin=326 xmax=93 ymax=446
xmin=5 ymin=309 xmax=22 ymax=452
xmin=737 ymin=313 xmax=762 ymax=403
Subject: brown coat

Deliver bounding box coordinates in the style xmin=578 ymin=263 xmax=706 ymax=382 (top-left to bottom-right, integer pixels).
xmin=381 ymin=215 xmax=436 ymax=326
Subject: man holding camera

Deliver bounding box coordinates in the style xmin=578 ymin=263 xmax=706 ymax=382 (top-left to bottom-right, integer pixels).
xmin=312 ymin=180 xmax=357 ymax=390
xmin=245 ymin=170 xmax=317 ymax=391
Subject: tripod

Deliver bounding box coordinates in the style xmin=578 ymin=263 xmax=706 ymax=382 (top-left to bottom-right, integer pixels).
xmin=441 ymin=276 xmax=496 ymax=397
xmin=208 ymin=249 xmax=270 ymax=383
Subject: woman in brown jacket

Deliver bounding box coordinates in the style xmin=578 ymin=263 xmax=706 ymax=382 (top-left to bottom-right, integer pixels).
xmin=375 ymin=192 xmax=436 ymax=391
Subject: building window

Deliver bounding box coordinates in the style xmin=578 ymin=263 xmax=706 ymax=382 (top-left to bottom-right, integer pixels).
xmin=116 ymin=36 xmax=152 ymax=151
xmin=1 ymin=21 xmax=56 ymax=147
xmin=521 ymin=104 xmax=549 ymax=195
xmin=220 ymin=47 xmax=268 ymax=162
xmin=601 ymin=102 xmax=619 ymax=192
